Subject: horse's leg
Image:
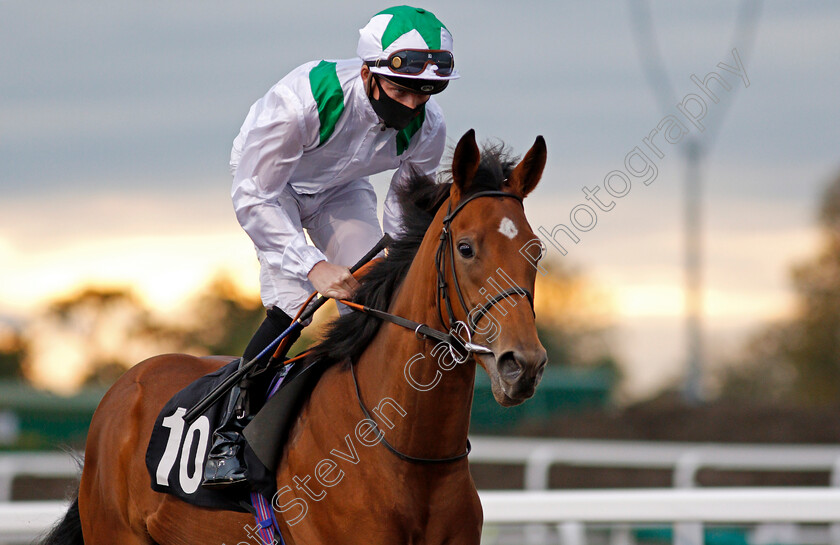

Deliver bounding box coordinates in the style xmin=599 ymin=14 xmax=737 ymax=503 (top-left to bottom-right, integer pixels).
xmin=114 ymin=355 xmax=257 ymax=545
xmin=79 ymin=355 xmax=236 ymax=544
xmin=79 ymin=370 xmax=156 ymax=544
xmin=425 ymin=484 xmax=483 ymax=545
xmin=82 ymin=524 xmax=153 ymax=545
xmin=79 ymin=477 xmax=152 ymax=544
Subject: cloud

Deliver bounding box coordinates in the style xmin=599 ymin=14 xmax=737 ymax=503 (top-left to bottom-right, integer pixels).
xmin=3 ymin=1 xmax=840 ymax=399
xmin=0 ymin=185 xmax=258 ymax=315
xmin=0 ymin=229 xmax=260 ymax=316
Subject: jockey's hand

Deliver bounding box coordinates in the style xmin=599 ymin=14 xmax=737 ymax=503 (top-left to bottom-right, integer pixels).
xmin=307 ymin=260 xmax=360 ymax=300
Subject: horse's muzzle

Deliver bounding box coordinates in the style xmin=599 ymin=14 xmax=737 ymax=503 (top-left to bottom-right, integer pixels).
xmin=496 ymin=348 xmax=547 ymax=401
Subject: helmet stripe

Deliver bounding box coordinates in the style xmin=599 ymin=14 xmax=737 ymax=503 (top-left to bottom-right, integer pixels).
xmin=377 ymin=6 xmax=447 ymax=50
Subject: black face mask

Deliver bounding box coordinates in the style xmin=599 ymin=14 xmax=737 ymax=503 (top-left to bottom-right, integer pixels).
xmin=368 ymin=75 xmax=424 ymax=131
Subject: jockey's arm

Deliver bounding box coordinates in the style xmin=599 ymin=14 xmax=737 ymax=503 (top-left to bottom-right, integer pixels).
xmin=231 ymin=84 xmax=329 ymax=285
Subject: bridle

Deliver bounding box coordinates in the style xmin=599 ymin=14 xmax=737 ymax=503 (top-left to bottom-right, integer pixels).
xmin=347 ymin=190 xmax=535 ymax=464
xmin=435 ymin=190 xmax=535 ymax=357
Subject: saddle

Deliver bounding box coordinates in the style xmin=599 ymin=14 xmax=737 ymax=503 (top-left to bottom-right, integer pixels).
xmin=144 ymin=356 xmax=328 ymax=511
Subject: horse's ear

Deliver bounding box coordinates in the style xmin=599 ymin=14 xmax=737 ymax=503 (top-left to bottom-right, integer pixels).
xmin=507 ymin=135 xmax=547 ymax=198
xmin=450 ymin=129 xmax=481 ymax=202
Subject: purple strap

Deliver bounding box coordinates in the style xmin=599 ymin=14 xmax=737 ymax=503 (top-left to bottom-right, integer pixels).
xmin=266 ymin=363 xmax=293 ymax=399
xmin=249 ymin=361 xmax=294 ymax=543
xmin=250 ymin=492 xmax=284 ymax=545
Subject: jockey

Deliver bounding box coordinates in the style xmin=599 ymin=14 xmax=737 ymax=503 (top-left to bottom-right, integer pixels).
xmin=203 ymin=6 xmax=459 ymax=489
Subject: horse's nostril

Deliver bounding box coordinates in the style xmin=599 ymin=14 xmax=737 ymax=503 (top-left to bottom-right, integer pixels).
xmin=498 ymin=352 xmax=523 ymax=382
xmin=536 ymin=362 xmax=546 ymax=382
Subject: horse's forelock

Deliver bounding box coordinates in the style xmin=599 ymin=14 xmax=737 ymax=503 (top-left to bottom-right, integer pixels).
xmin=438 ymin=142 xmax=519 ymax=197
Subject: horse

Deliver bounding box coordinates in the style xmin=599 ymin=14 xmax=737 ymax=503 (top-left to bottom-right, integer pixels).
xmin=42 ymin=129 xmax=548 ymax=545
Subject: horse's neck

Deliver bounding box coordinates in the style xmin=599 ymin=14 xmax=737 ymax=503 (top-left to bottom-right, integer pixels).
xmin=355 ymin=232 xmax=475 ymax=459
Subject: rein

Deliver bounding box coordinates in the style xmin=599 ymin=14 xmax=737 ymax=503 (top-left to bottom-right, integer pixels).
xmin=341 ymin=190 xmax=534 ymax=464
xmin=349 ymin=361 xmax=472 ymax=464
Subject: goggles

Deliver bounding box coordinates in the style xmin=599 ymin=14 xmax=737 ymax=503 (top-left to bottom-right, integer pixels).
xmin=366 ymin=49 xmax=454 ymax=77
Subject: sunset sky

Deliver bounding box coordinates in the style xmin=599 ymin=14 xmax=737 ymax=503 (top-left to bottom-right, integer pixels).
xmin=2 ymin=1 xmax=838 ymax=397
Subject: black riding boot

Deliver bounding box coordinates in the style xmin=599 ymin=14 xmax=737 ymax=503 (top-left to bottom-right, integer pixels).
xmin=202 ymin=307 xmax=298 ymax=489
xmin=201 ymin=379 xmax=249 ymax=488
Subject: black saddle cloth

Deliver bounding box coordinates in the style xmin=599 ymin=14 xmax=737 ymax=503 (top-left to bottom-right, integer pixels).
xmin=144 ymin=357 xmax=328 ymax=511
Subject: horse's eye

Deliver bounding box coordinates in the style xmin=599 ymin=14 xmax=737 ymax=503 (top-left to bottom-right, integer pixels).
xmin=457 ymin=241 xmax=475 ymax=258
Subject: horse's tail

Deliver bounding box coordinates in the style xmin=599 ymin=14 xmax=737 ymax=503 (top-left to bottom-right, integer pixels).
xmin=40 ymin=495 xmax=83 ymax=545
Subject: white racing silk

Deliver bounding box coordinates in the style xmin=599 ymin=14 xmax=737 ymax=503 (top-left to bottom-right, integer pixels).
xmin=230 ymin=58 xmax=446 ymax=312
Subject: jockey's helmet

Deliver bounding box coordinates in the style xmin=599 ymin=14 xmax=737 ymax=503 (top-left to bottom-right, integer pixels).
xmin=358 ymin=6 xmax=459 ymax=95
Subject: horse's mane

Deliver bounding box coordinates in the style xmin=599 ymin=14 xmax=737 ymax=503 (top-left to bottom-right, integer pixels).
xmin=306 ymin=143 xmax=518 ymax=367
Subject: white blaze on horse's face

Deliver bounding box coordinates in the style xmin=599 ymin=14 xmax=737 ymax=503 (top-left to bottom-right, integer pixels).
xmin=498 ymin=217 xmax=518 ymax=240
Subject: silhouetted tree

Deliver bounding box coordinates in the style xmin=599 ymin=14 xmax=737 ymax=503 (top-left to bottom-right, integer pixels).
xmin=21 ymin=261 xmax=618 ymax=392
xmin=22 ymin=287 xmax=193 ymax=392
xmin=718 ymin=170 xmax=840 ymax=404
xmin=533 ymin=262 xmax=619 ymax=374
xmin=184 ymin=274 xmax=266 ymax=357
xmin=785 ymin=171 xmax=840 ymax=402
xmin=0 ymin=327 xmax=24 ymax=378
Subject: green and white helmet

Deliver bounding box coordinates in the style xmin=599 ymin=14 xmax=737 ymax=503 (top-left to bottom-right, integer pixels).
xmin=358 ymin=5 xmax=459 ymax=92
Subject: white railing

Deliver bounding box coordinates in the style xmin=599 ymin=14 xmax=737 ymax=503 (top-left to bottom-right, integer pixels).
xmin=467 ymin=437 xmax=840 ymax=545
xmin=480 ymin=489 xmax=840 ymax=545
xmin=4 ymin=440 xmax=840 ymax=544
xmin=0 ymin=501 xmax=68 ymax=544
xmin=480 ymin=488 xmax=840 ymax=522
xmin=468 ymin=436 xmax=840 ymax=489
xmin=5 ymin=438 xmax=840 ymax=500
xmin=0 ymin=452 xmax=80 ymax=502
xmin=4 ymin=490 xmax=840 ymax=544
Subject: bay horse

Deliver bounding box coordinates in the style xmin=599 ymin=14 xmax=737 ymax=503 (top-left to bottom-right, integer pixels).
xmin=43 ymin=129 xmax=547 ymax=545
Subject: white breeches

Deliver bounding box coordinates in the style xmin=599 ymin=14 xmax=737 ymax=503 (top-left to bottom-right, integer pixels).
xmin=257 ymin=179 xmax=383 ymax=317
